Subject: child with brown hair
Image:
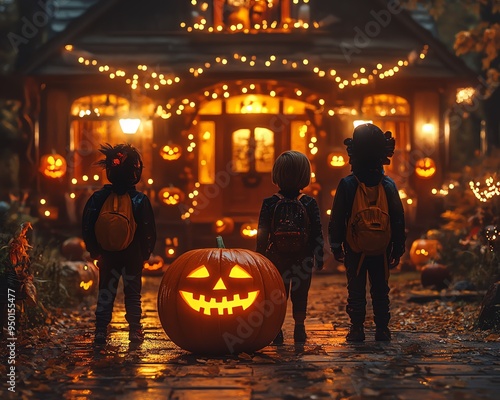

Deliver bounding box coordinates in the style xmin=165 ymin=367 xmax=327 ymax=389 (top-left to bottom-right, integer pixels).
xmin=328 ymin=123 xmax=406 ymax=342
xmin=82 ymin=143 xmax=156 ymax=345
xmin=256 ymin=150 xmax=324 ymax=344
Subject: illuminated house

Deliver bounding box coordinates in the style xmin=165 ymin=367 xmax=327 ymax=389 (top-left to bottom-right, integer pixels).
xmin=8 ymin=0 xmax=477 ymax=255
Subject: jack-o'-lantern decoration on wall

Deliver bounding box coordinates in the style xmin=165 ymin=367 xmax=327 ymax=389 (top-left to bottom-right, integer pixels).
xmin=240 ymin=222 xmax=258 ymax=239
xmin=157 ymin=238 xmax=286 ymax=354
xmin=160 ymin=144 xmax=182 ymax=161
xmin=410 ymin=238 xmax=441 ymax=268
xmin=327 ymin=151 xmax=346 ymax=168
xmin=143 ymin=254 xmax=166 ymax=276
xmin=39 ymin=153 xmax=67 ymax=179
xmin=165 ymin=237 xmax=179 ymax=260
xmin=158 ymin=186 xmax=185 ymax=206
xmin=415 ymin=157 xmax=436 ymax=178
xmin=212 ymin=217 xmax=235 ymax=235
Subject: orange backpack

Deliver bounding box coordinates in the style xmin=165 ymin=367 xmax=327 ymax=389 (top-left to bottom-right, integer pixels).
xmin=95 ymin=192 xmax=137 ymax=251
xmin=346 ymin=177 xmax=391 ymax=276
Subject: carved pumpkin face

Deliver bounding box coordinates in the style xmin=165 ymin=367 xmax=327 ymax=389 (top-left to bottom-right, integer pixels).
xmin=40 ymin=153 xmax=67 ymax=179
xmin=143 ymin=254 xmax=166 ymax=275
xmin=160 ymin=144 xmax=182 ymax=161
xmin=158 ymin=247 xmax=286 ymax=354
xmin=60 ymin=261 xmax=98 ymax=298
xmin=212 ymin=217 xmax=235 ymax=235
xmin=328 ymin=152 xmax=346 ymax=168
xmin=240 ymin=222 xmax=258 ymax=239
xmin=415 ymin=157 xmax=436 ymax=178
xmin=410 ymin=239 xmax=441 ymax=267
xmin=158 ymin=187 xmax=185 ymax=206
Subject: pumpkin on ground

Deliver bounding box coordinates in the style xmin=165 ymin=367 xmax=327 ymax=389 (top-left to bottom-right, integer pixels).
xmin=143 ymin=253 xmax=166 ymax=276
xmin=421 ymin=263 xmax=451 ymax=290
xmin=409 ymin=238 xmax=441 ymax=268
xmin=157 ymin=238 xmax=286 ymax=355
xmin=61 ymin=237 xmax=86 ymax=261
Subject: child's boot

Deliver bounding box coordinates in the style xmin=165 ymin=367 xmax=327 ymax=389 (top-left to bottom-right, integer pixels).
xmin=375 ymin=326 xmax=391 ymax=341
xmin=346 ymin=324 xmax=365 ymax=342
xmin=293 ymin=324 xmax=307 ymax=343
xmin=94 ymin=326 xmax=108 ymax=345
xmin=273 ymin=329 xmax=284 ymax=345
xmin=129 ymin=324 xmax=144 ymax=343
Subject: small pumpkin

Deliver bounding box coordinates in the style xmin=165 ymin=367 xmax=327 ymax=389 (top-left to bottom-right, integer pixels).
xmin=158 ymin=186 xmax=185 ymax=206
xmin=143 ymin=254 xmax=166 ymax=276
xmin=240 ymin=222 xmax=258 ymax=239
xmin=327 ymin=151 xmax=346 ymax=168
xmin=39 ymin=153 xmax=67 ymax=179
xmin=160 ymin=144 xmax=182 ymax=161
xmin=421 ymin=263 xmax=451 ymax=290
xmin=212 ymin=217 xmax=235 ymax=235
xmin=415 ymin=157 xmax=436 ymax=178
xmin=61 ymin=237 xmax=86 ymax=261
xmin=409 ymin=238 xmax=441 ymax=268
xmin=157 ymin=237 xmax=286 ymax=354
xmin=60 ymin=261 xmax=98 ymax=297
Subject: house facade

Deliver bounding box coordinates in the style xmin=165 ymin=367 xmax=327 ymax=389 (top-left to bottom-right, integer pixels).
xmin=3 ymin=0 xmax=478 ymax=260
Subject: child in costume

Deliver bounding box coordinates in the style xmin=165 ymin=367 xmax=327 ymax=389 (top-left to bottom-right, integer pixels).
xmin=82 ymin=144 xmax=156 ymax=344
xmin=328 ymin=124 xmax=406 ymax=342
xmin=256 ymin=150 xmax=324 ymax=344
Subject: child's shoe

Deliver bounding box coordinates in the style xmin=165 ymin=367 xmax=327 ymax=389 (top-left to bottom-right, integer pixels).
xmin=272 ymin=329 xmax=284 ymax=345
xmin=293 ymin=324 xmax=307 ymax=343
xmin=129 ymin=326 xmax=145 ymax=343
xmin=375 ymin=327 xmax=391 ymax=341
xmin=94 ymin=328 xmax=108 ymax=345
xmin=346 ymin=324 xmax=365 ymax=342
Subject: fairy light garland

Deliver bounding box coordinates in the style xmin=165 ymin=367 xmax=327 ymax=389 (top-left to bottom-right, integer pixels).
xmin=66 ymin=44 xmax=429 ymax=95
xmin=181 ymin=182 xmax=202 ymax=220
xmin=469 ymin=176 xmax=500 ymax=202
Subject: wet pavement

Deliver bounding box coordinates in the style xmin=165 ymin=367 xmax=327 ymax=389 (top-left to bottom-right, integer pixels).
xmin=3 ymin=272 xmax=500 ymax=399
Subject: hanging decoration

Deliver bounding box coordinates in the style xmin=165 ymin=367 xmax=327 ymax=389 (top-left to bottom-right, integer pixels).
xmin=469 ymin=175 xmax=500 ymax=202
xmin=160 ymin=144 xmax=183 ymax=160
xmin=159 ymin=186 xmax=185 ymax=206
xmin=39 ymin=153 xmax=67 ymax=179
xmin=415 ymin=157 xmax=436 ymax=178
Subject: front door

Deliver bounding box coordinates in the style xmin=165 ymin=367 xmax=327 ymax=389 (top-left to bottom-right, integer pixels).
xmin=222 ymin=115 xmax=282 ymax=217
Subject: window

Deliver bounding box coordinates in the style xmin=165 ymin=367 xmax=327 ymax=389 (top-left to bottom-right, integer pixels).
xmin=232 ymin=127 xmax=274 ymax=173
xmin=198 ymin=121 xmax=216 ymax=184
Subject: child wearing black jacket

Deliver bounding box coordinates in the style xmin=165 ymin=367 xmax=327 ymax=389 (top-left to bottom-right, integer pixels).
xmin=329 ymin=124 xmax=406 ymax=342
xmin=82 ymin=144 xmax=156 ymax=344
xmin=257 ymin=150 xmax=324 ymax=344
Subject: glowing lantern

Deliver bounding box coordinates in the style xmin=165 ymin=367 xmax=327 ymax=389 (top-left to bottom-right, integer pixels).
xmin=165 ymin=237 xmax=179 ymax=260
xmin=60 ymin=261 xmax=98 ymax=297
xmin=327 ymin=151 xmax=346 ymax=168
xmin=159 ymin=186 xmax=185 ymax=206
xmin=143 ymin=254 xmax=166 ymax=276
xmin=61 ymin=237 xmax=86 ymax=261
xmin=409 ymin=239 xmax=441 ymax=268
xmin=160 ymin=144 xmax=182 ymax=161
xmin=157 ymin=238 xmax=286 ymax=354
xmin=415 ymin=158 xmax=436 ymax=178
xmin=39 ymin=153 xmax=67 ymax=179
xmin=212 ymin=217 xmax=235 ymax=235
xmin=421 ymin=262 xmax=451 ymax=290
xmin=240 ymin=222 xmax=258 ymax=239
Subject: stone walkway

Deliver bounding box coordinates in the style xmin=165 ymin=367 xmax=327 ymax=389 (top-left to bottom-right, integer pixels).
xmin=3 ymin=273 xmax=500 ymax=399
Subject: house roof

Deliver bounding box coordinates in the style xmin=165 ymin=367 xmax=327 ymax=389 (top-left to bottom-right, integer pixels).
xmin=20 ymin=0 xmax=477 ymax=85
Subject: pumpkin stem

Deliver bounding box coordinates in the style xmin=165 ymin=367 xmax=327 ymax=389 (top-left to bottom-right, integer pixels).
xmin=216 ymin=236 xmax=225 ymax=248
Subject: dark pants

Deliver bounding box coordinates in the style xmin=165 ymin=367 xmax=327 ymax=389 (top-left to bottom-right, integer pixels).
xmin=268 ymin=253 xmax=313 ymax=324
xmin=345 ymin=252 xmax=390 ymax=328
xmin=95 ymin=254 xmax=143 ymax=330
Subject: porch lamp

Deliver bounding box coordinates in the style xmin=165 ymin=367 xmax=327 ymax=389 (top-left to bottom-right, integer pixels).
xmin=119 ymin=117 xmax=141 ymax=134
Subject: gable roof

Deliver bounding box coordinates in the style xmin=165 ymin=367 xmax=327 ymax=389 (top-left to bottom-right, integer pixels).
xmin=20 ymin=0 xmax=476 ymax=83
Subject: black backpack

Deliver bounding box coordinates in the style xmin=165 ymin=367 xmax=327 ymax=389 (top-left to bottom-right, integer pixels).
xmin=270 ymin=193 xmax=310 ymax=254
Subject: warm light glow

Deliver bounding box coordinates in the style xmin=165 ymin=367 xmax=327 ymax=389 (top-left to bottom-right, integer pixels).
xmin=240 ymin=223 xmax=258 ymax=238
xmin=422 ymin=123 xmax=435 ymax=135
xmin=353 ymin=120 xmax=373 ymax=128
xmin=179 ymin=290 xmax=259 ymax=316
xmin=328 ymin=152 xmax=346 ymax=168
xmin=119 ymin=118 xmax=141 ymax=134
xmin=187 ymin=265 xmax=210 ymax=278
xmin=469 ymin=176 xmax=500 ymax=202
xmin=229 ymin=265 xmax=252 ymax=279
xmin=160 ymin=144 xmax=182 ymax=160
xmin=80 ymin=280 xmax=93 ymax=291
xmin=415 ymin=158 xmax=436 ymax=178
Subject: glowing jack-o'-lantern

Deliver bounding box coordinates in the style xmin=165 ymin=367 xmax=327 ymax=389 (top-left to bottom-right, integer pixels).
xmin=165 ymin=237 xmax=179 ymax=260
xmin=39 ymin=153 xmax=67 ymax=179
xmin=327 ymin=152 xmax=346 ymax=168
xmin=160 ymin=144 xmax=182 ymax=161
xmin=410 ymin=238 xmax=441 ymax=268
xmin=212 ymin=217 xmax=235 ymax=235
xmin=157 ymin=238 xmax=286 ymax=354
xmin=415 ymin=157 xmax=436 ymax=178
xmin=60 ymin=261 xmax=98 ymax=297
xmin=143 ymin=254 xmax=166 ymax=276
xmin=159 ymin=186 xmax=185 ymax=206
xmin=240 ymin=222 xmax=258 ymax=239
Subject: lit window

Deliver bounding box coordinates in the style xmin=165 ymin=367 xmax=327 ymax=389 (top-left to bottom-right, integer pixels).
xmin=232 ymin=127 xmax=274 ymax=173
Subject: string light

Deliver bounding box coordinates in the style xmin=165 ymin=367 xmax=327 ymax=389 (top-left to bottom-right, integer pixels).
xmin=469 ymin=176 xmax=500 ymax=202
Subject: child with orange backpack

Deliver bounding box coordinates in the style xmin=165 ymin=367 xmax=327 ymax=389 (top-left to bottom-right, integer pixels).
xmin=82 ymin=144 xmax=156 ymax=345
xmin=328 ymin=124 xmax=406 ymax=342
